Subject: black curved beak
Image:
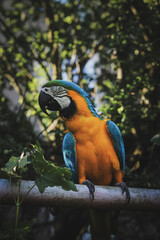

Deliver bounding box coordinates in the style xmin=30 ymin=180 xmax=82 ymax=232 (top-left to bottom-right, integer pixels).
xmin=39 ymin=90 xmax=61 ymax=115
xmin=38 ymin=90 xmax=51 ymax=115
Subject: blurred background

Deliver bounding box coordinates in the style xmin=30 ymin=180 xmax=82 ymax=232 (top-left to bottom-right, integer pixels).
xmin=0 ymin=0 xmax=160 ymax=239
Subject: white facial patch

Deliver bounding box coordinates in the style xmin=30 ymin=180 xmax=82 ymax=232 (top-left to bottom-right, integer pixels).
xmin=42 ymin=86 xmax=71 ymax=109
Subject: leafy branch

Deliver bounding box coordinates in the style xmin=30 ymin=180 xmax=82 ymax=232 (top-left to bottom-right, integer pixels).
xmin=0 ymin=141 xmax=77 ymax=240
xmin=30 ymin=141 xmax=77 ymax=193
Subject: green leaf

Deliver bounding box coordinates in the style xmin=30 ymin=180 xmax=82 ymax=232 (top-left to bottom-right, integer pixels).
xmin=31 ymin=141 xmax=77 ymax=193
xmin=35 ymin=171 xmax=77 ymax=194
xmin=19 ymin=156 xmax=30 ymax=168
xmin=6 ymin=156 xmax=19 ymax=171
xmin=107 ymin=23 xmax=115 ymax=29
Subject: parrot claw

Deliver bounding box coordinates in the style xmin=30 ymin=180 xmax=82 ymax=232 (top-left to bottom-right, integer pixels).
xmin=116 ymin=182 xmax=131 ymax=204
xmin=82 ymin=180 xmax=95 ymax=200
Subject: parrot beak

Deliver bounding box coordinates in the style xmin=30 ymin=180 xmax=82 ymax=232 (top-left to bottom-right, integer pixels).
xmin=38 ymin=90 xmax=50 ymax=115
xmin=39 ymin=90 xmax=61 ymax=115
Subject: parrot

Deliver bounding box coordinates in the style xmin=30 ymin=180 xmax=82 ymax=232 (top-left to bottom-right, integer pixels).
xmin=38 ymin=79 xmax=130 ymax=240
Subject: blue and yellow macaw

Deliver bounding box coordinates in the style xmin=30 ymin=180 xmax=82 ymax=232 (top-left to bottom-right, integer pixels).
xmin=38 ymin=79 xmax=130 ymax=240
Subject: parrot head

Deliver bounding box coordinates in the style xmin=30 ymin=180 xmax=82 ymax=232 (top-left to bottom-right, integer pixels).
xmin=39 ymin=80 xmax=101 ymax=119
xmin=39 ymin=85 xmax=71 ymax=114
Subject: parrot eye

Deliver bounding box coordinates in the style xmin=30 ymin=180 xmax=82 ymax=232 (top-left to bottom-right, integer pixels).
xmin=43 ymin=88 xmax=49 ymax=93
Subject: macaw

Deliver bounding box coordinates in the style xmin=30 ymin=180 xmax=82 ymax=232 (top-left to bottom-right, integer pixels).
xmin=38 ymin=79 xmax=130 ymax=240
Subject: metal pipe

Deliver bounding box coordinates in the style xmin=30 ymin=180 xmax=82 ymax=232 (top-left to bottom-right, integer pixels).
xmin=0 ymin=179 xmax=160 ymax=210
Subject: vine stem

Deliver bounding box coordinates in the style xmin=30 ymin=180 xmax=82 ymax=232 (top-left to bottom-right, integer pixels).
xmin=19 ymin=183 xmax=36 ymax=205
xmin=13 ymin=180 xmax=36 ymax=240
xmin=14 ymin=177 xmax=21 ymax=240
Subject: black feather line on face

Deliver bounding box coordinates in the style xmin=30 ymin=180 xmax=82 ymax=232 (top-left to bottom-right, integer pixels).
xmin=60 ymin=97 xmax=77 ymax=119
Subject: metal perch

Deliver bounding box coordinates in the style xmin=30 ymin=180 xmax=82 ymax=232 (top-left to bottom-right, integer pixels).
xmin=0 ymin=179 xmax=160 ymax=211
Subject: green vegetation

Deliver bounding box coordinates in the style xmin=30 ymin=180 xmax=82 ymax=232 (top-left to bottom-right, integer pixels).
xmin=1 ymin=141 xmax=76 ymax=240
xmin=0 ymin=0 xmax=160 ymax=239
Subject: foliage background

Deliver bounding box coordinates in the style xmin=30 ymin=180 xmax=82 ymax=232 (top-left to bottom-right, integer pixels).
xmin=0 ymin=0 xmax=160 ymax=239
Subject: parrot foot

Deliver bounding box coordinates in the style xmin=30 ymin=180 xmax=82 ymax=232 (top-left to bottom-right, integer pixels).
xmin=82 ymin=180 xmax=95 ymax=200
xmin=116 ymin=182 xmax=131 ymax=204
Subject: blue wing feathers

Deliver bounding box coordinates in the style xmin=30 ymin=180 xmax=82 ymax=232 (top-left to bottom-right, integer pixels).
xmin=62 ymin=131 xmax=78 ymax=183
xmin=106 ymin=120 xmax=125 ymax=171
